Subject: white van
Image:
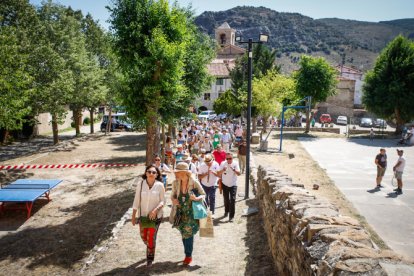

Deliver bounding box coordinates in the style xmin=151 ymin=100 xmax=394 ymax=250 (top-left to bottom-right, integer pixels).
xmin=197 ymin=110 xmax=216 ymax=121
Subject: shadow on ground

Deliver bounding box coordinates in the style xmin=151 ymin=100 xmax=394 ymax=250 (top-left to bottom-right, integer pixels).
xmin=97 ymin=260 xmax=201 ymax=276
xmin=271 ymin=132 xmax=321 ymax=141
xmin=107 ymin=134 xmax=146 ymax=153
xmin=346 ymin=137 xmax=401 ymax=148
xmin=244 ymin=198 xmax=277 ymax=276
xmin=0 ymin=199 xmax=50 ymax=231
xmin=0 ymin=134 xmax=105 ymax=163
xmin=0 ymin=190 xmax=134 ymax=270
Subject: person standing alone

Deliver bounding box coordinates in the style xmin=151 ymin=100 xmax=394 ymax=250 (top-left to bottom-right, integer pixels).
xmin=219 ymin=153 xmax=241 ymax=222
xmin=393 ymin=149 xmax=406 ymax=194
xmin=237 ymin=140 xmax=247 ymax=174
xmin=374 ymin=148 xmax=387 ymax=188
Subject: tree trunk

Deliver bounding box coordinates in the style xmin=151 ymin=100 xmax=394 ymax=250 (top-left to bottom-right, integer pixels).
xmin=52 ymin=113 xmax=59 ymax=145
xmin=252 ymin=116 xmax=257 ymax=133
xmin=89 ymin=108 xmax=95 ymax=134
xmin=73 ymin=109 xmax=81 ymax=136
xmin=146 ymin=108 xmax=158 ymax=165
xmin=305 ymin=98 xmax=311 ymax=133
xmin=263 ymin=116 xmax=269 ymax=133
xmin=161 ymin=124 xmax=166 ymax=162
xmin=168 ymin=124 xmax=173 ymax=138
xmin=1 ymin=130 xmax=8 ymax=144
xmin=154 ymin=122 xmax=161 ymax=155
xmin=146 ymin=61 xmax=162 ymax=165
xmin=395 ymin=108 xmax=403 ymax=134
xmin=106 ymin=107 xmax=112 ymax=135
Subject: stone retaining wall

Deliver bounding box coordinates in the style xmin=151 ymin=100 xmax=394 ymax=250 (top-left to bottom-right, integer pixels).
xmin=252 ymin=166 xmax=414 ymax=275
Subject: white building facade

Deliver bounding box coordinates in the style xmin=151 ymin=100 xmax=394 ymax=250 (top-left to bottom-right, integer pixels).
xmin=197 ymin=22 xmax=245 ymax=111
xmin=336 ymin=65 xmax=364 ymax=107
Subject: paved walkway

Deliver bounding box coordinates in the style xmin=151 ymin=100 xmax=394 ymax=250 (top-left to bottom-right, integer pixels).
xmin=299 ymin=137 xmax=414 ymax=258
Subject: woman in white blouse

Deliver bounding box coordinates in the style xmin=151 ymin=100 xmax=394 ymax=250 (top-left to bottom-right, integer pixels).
xmin=131 ymin=165 xmax=165 ymax=267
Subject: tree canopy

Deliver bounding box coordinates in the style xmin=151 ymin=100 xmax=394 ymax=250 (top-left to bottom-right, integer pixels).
xmin=363 ymin=35 xmax=414 ymax=131
xmin=293 ymin=55 xmax=337 ymax=131
xmin=109 ymin=0 xmax=214 ymax=163
xmin=0 ymin=1 xmax=111 ymax=144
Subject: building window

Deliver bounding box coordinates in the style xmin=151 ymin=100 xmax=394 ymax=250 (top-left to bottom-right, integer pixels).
xmin=216 ymin=78 xmax=224 ymax=85
xmin=204 ymin=93 xmax=211 ymax=100
xmin=220 ymin=34 xmax=226 ymax=45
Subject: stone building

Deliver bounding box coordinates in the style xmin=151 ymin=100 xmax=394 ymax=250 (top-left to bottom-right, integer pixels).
xmin=315 ymin=77 xmax=356 ymax=119
xmin=336 ymin=65 xmax=364 ymax=108
xmin=197 ymin=22 xmax=245 ymax=111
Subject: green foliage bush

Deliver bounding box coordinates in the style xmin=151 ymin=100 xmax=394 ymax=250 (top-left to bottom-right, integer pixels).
xmin=83 ymin=117 xmax=90 ymax=125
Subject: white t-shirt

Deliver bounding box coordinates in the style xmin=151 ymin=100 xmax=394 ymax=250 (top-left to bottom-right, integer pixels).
xmin=220 ymin=161 xmax=240 ymax=187
xmin=189 ymin=161 xmax=199 ymax=174
xmin=221 ymin=133 xmax=231 ymax=143
xmin=199 ymin=161 xmax=220 ymax=187
xmin=395 ymin=156 xmax=406 ymax=172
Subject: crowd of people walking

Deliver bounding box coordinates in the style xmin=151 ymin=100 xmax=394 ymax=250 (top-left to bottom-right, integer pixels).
xmin=131 ymin=118 xmax=247 ymax=267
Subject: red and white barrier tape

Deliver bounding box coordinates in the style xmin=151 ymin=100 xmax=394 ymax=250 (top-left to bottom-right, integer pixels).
xmin=0 ymin=163 xmax=144 ymax=170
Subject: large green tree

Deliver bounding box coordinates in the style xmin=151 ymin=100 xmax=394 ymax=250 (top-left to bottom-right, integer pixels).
xmin=30 ymin=2 xmax=77 ymax=144
xmin=293 ymin=55 xmax=337 ymax=132
xmin=363 ymin=35 xmax=414 ymax=132
xmin=0 ymin=0 xmax=38 ymax=142
xmin=109 ymin=0 xmax=214 ymax=164
xmin=0 ymin=27 xmax=32 ymax=143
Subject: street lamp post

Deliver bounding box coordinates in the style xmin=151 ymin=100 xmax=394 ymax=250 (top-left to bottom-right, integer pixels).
xmin=235 ymin=33 xmax=269 ymax=199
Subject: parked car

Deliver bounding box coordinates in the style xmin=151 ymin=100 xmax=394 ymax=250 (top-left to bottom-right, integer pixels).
xmin=100 ymin=113 xmax=134 ymax=132
xmin=198 ymin=110 xmax=216 ymax=121
xmin=336 ymin=115 xmax=348 ymax=125
xmin=215 ymin=113 xmax=228 ymax=121
xmin=374 ymin=119 xmax=387 ymax=128
xmin=319 ymin=114 xmax=332 ymax=124
xmin=359 ymin=118 xmax=373 ymax=127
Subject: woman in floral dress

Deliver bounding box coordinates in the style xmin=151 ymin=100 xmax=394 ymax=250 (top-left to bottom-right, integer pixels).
xmin=171 ymin=162 xmax=205 ymax=266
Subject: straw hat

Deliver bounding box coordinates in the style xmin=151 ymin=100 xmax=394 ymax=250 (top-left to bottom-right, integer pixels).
xmin=182 ymin=153 xmax=192 ymax=162
xmin=204 ymin=154 xmax=213 ymax=163
xmin=174 ymin=162 xmax=191 ymax=173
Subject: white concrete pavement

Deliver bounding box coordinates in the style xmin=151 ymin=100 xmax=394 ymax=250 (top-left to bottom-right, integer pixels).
xmin=299 ymin=137 xmax=414 ymax=258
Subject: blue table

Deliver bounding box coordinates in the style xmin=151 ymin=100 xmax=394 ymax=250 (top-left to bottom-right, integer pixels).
xmin=0 ymin=179 xmax=62 ymax=219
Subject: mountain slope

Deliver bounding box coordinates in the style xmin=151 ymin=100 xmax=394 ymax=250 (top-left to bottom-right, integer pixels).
xmin=195 ymin=6 xmax=414 ymax=73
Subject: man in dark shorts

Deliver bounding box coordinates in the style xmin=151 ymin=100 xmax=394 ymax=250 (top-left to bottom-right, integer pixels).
xmin=374 ymin=148 xmax=387 ymax=188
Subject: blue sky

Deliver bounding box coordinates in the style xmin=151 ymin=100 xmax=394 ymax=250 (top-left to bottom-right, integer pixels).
xmin=29 ymin=0 xmax=414 ymax=30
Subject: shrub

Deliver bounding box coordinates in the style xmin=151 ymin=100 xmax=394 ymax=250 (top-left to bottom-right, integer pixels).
xmin=83 ymin=117 xmax=90 ymax=125
xmin=71 ymin=122 xmax=75 ymax=128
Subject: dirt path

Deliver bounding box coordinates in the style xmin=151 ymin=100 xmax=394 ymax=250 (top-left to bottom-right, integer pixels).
xmin=0 ymin=132 xmax=276 ymax=275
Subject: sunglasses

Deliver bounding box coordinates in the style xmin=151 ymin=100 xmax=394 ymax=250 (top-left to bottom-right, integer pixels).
xmin=146 ymin=170 xmax=157 ymax=175
xmin=154 ymin=159 xmax=161 ymax=161
xmin=226 ymin=158 xmax=232 ymax=160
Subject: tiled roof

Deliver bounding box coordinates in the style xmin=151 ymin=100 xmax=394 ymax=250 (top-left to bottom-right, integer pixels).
xmin=217 ymin=22 xmax=231 ymax=29
xmin=207 ymin=59 xmax=236 ymax=77
xmin=335 ymin=65 xmax=363 ymax=75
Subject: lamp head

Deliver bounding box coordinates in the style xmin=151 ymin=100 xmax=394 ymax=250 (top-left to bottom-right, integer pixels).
xmin=259 ymin=34 xmax=269 ymax=43
xmin=235 ymin=35 xmax=242 ymax=42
